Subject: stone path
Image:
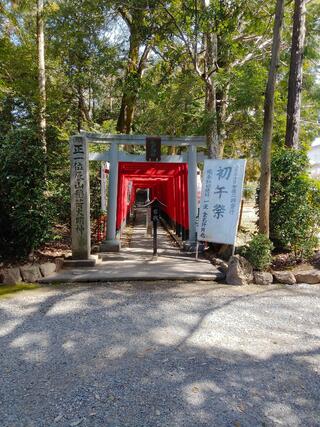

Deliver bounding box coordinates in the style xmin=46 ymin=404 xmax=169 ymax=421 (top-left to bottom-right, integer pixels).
xmin=40 ymin=210 xmax=222 ymax=283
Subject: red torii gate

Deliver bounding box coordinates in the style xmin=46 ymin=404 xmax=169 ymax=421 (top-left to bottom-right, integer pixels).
xmin=69 ymin=133 xmax=206 ymax=261
xmin=117 ymin=162 xmax=189 ymax=237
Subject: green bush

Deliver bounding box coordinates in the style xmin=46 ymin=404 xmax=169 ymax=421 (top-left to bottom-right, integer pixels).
xmin=241 ymin=233 xmax=274 ymax=270
xmin=270 ymin=148 xmax=320 ymax=259
xmin=46 ymin=126 xmax=71 ymax=225
xmin=243 ymin=182 xmax=257 ymax=200
xmin=0 ymin=128 xmax=50 ymax=259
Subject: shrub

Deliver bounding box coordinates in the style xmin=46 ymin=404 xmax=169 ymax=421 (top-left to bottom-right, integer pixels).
xmin=241 ymin=233 xmax=274 ymax=270
xmin=0 ymin=128 xmax=50 ymax=259
xmin=243 ymin=182 xmax=257 ymax=201
xmin=270 ymin=148 xmax=320 ymax=259
xmin=46 ymin=126 xmax=71 ymax=225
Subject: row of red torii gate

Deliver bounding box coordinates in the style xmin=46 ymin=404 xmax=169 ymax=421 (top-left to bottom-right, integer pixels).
xmin=70 ymin=133 xmax=207 ymax=261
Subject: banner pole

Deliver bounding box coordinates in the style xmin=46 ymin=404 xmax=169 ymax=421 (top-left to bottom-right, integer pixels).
xmin=195 ymin=240 xmax=199 ymax=261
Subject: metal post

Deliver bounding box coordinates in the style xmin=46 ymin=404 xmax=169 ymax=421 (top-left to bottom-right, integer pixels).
xmin=151 ymin=202 xmax=159 ymax=259
xmin=101 ymin=142 xmax=120 ymax=252
xmin=153 ymin=218 xmax=157 ymax=257
xmin=188 ymin=144 xmax=198 ymax=243
xmin=195 ymin=240 xmax=199 ymax=261
xmin=146 ymin=207 xmax=152 ymax=237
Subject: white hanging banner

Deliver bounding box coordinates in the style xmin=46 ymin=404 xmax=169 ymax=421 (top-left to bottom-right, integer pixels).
xmin=100 ymin=161 xmax=109 ymax=212
xmin=198 ymin=159 xmax=246 ymax=245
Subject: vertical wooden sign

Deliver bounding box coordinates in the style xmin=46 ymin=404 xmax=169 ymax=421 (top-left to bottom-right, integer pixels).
xmin=146 ymin=137 xmax=161 ymax=161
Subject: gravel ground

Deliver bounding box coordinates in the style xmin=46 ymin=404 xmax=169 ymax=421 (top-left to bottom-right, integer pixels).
xmin=0 ymin=281 xmax=320 ymax=427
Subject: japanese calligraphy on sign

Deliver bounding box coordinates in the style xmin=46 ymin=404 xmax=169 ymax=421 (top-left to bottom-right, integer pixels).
xmin=197 ymin=159 xmax=246 ymax=245
xmin=72 ymin=143 xmax=86 ymax=235
xmin=70 ymin=136 xmax=90 ymax=260
xmin=100 ymin=161 xmax=109 ymax=212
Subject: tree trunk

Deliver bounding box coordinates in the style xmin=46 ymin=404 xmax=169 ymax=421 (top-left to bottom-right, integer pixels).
xmin=201 ymin=1 xmax=220 ymax=158
xmin=116 ymin=97 xmax=126 ymax=133
xmin=285 ymin=0 xmax=306 ymax=149
xmin=116 ymin=17 xmax=146 ymax=135
xmin=77 ymin=95 xmax=81 ymax=133
xmin=78 ymin=86 xmax=91 ymax=123
xmin=216 ymin=83 xmax=230 ymax=158
xmin=37 ymin=0 xmax=47 ymax=157
xmin=204 ymin=32 xmax=220 ymax=158
xmin=259 ymin=0 xmax=285 ymax=237
xmin=205 ymin=80 xmax=220 ymax=158
xmin=124 ymin=100 xmax=135 ymax=134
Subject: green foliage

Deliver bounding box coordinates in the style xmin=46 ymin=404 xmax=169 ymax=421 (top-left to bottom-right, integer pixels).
xmin=243 ymin=182 xmax=257 ymax=200
xmin=46 ymin=126 xmax=71 ymax=225
xmin=90 ymin=162 xmax=103 ymax=221
xmin=0 ymin=128 xmax=50 ymax=259
xmin=270 ymin=148 xmax=320 ymax=259
xmin=137 ymin=67 xmax=204 ymax=136
xmin=0 ymin=0 xmax=319 ymax=263
xmin=241 ymin=233 xmax=274 ymax=271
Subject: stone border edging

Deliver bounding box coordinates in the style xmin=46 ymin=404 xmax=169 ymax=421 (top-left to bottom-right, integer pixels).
xmin=1 ymin=261 xmax=57 ymax=285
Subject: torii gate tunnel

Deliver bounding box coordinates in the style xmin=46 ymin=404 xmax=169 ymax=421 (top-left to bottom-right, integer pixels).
xmin=70 ymin=133 xmax=207 ymax=260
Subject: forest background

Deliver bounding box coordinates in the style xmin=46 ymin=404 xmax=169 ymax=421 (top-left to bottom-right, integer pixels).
xmin=0 ymin=0 xmax=319 ymax=262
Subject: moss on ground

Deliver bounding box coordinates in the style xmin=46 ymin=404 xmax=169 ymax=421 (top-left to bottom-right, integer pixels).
xmin=0 ymin=283 xmax=40 ymax=298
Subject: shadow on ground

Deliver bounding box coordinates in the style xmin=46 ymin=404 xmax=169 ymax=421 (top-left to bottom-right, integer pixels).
xmin=0 ymin=282 xmax=319 ymax=427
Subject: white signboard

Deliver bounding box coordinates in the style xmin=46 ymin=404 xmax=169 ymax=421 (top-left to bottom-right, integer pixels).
xmin=100 ymin=161 xmax=109 ymax=212
xmin=197 ymin=168 xmax=202 ymax=208
xmin=198 ymin=159 xmax=246 ymax=245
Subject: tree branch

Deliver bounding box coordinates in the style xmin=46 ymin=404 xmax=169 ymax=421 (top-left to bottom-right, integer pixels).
xmin=159 ymin=1 xmax=203 ymax=78
xmin=118 ymin=6 xmax=132 ymax=27
xmin=230 ymin=38 xmax=273 ymax=68
xmin=138 ymin=44 xmax=151 ymax=75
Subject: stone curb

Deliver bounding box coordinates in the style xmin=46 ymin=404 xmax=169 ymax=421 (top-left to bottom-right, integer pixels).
xmin=38 ymin=272 xmax=225 ymax=284
xmin=1 ymin=262 xmax=57 ymax=285
xmin=225 ymin=255 xmax=320 ymax=286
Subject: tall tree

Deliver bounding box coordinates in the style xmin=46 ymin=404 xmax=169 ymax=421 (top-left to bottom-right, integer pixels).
xmin=116 ymin=1 xmax=157 ymax=134
xmin=259 ymin=0 xmax=285 ymax=237
xmin=285 ymin=0 xmax=307 ymax=148
xmin=159 ymin=0 xmax=275 ymax=158
xmin=46 ymin=0 xmax=117 ymax=132
xmin=37 ymin=0 xmax=47 ymax=156
xmin=201 ymin=0 xmax=220 ymax=158
xmin=159 ymin=0 xmax=221 ymax=157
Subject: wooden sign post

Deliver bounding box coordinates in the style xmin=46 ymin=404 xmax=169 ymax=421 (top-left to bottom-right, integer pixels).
xmin=146 ymin=137 xmax=161 ymax=161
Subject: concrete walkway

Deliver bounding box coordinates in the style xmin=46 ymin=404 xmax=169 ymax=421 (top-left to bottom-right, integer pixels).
xmin=40 ymin=210 xmax=223 ymax=283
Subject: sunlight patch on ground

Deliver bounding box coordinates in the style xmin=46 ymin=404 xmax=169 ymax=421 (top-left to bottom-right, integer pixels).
xmin=10 ymin=332 xmax=49 ymax=362
xmin=46 ymin=293 xmax=91 ymax=316
xmin=294 ymin=355 xmax=320 ymax=373
xmin=151 ymin=326 xmax=189 ymax=346
xmin=183 ymin=381 xmax=222 ymax=406
xmin=62 ymin=339 xmax=77 ymax=353
xmin=0 ymin=319 xmax=24 ymax=337
xmin=264 ymin=403 xmax=301 ymax=426
xmin=100 ymin=345 xmax=128 ymax=360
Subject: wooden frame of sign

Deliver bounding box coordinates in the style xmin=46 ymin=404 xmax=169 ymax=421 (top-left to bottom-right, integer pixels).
xmin=146 ymin=137 xmax=161 ymax=161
